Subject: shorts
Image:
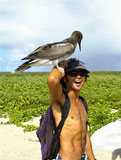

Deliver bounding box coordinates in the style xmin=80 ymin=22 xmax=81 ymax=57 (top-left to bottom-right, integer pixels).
xmin=56 ymin=154 xmax=86 ymax=160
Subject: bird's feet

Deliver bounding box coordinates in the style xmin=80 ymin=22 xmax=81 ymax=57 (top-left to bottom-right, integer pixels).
xmin=57 ymin=65 xmax=65 ymax=77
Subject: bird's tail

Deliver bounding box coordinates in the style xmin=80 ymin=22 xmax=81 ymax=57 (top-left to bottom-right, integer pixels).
xmin=12 ymin=59 xmax=50 ymax=73
xmin=12 ymin=61 xmax=32 ymax=73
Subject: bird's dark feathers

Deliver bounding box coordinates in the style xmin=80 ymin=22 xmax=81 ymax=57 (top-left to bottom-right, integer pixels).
xmin=22 ymin=41 xmax=74 ymax=60
xmin=14 ymin=31 xmax=83 ymax=73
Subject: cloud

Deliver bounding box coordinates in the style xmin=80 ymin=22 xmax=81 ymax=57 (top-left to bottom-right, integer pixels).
xmin=1 ymin=0 xmax=121 ymax=46
xmin=1 ymin=0 xmax=79 ymax=41
xmin=0 ymin=0 xmax=121 ymax=71
xmin=10 ymin=43 xmax=36 ymax=61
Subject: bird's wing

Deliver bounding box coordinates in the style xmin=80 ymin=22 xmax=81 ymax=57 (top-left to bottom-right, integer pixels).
xmin=22 ymin=42 xmax=75 ymax=60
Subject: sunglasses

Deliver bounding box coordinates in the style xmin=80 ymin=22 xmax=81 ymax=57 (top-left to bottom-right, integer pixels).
xmin=67 ymin=70 xmax=87 ymax=77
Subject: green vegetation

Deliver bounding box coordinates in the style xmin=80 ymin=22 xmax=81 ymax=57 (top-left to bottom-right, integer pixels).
xmin=0 ymin=71 xmax=121 ymax=135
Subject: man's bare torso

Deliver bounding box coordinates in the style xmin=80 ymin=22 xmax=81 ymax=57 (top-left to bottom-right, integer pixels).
xmin=52 ymin=97 xmax=88 ymax=160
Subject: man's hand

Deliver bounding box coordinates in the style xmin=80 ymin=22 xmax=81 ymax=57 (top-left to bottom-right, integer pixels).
xmin=58 ymin=60 xmax=68 ymax=71
xmin=57 ymin=60 xmax=68 ymax=77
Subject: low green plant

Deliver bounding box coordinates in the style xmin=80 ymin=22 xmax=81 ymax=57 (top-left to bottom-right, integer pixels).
xmin=0 ymin=71 xmax=121 ymax=135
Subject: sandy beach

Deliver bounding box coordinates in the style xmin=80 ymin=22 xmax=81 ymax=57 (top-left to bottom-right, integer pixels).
xmin=0 ymin=117 xmax=41 ymax=160
xmin=0 ymin=118 xmax=121 ymax=160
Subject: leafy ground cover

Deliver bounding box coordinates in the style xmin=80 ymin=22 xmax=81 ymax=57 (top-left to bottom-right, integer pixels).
xmin=0 ymin=71 xmax=121 ymax=135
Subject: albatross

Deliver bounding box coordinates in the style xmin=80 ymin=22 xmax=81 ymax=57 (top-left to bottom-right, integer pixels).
xmin=13 ymin=31 xmax=83 ymax=73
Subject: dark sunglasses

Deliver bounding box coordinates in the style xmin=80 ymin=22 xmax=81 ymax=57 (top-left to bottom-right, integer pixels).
xmin=67 ymin=70 xmax=87 ymax=77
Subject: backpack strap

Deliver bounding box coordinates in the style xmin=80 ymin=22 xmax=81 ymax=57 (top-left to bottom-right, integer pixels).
xmin=79 ymin=96 xmax=88 ymax=113
xmin=79 ymin=96 xmax=90 ymax=128
xmin=50 ymin=93 xmax=70 ymax=159
xmin=55 ymin=92 xmax=70 ymax=133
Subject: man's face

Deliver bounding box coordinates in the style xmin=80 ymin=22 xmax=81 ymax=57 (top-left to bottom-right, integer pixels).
xmin=65 ymin=69 xmax=87 ymax=91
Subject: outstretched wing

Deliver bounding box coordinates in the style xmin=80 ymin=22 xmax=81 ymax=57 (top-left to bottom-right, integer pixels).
xmin=22 ymin=42 xmax=75 ymax=60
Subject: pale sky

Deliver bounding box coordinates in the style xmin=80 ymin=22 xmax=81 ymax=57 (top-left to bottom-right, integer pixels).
xmin=0 ymin=0 xmax=121 ymax=72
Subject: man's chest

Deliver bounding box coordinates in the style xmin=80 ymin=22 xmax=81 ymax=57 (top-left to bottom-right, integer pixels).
xmin=68 ymin=101 xmax=87 ymax=122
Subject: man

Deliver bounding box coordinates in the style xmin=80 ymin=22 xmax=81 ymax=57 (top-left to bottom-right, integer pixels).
xmin=47 ymin=58 xmax=96 ymax=160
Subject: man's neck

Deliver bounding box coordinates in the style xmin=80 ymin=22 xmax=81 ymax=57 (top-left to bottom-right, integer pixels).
xmin=66 ymin=89 xmax=80 ymax=102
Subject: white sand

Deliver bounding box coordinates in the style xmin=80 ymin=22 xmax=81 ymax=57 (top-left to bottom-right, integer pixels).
xmin=0 ymin=125 xmax=41 ymax=160
xmin=0 ymin=118 xmax=121 ymax=160
xmin=0 ymin=117 xmax=41 ymax=160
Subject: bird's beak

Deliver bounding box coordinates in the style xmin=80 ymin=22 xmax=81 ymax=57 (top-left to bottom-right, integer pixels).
xmin=78 ymin=39 xmax=81 ymax=51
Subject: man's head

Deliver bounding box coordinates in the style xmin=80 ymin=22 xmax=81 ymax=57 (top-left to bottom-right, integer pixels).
xmin=61 ymin=58 xmax=89 ymax=91
xmin=65 ymin=58 xmax=89 ymax=77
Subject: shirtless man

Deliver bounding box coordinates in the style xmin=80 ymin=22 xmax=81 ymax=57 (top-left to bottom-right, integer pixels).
xmin=47 ymin=58 xmax=96 ymax=160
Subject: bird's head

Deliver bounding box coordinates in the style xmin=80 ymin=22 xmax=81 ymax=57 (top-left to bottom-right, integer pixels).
xmin=71 ymin=31 xmax=83 ymax=51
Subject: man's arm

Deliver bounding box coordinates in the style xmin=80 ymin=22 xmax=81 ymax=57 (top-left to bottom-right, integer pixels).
xmin=47 ymin=60 xmax=68 ymax=105
xmin=86 ymin=133 xmax=96 ymax=160
xmin=47 ymin=67 xmax=64 ymax=104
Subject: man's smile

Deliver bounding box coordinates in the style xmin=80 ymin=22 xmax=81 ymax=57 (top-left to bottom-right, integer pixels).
xmin=74 ymin=80 xmax=82 ymax=84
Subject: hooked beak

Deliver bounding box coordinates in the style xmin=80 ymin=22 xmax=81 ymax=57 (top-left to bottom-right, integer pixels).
xmin=78 ymin=33 xmax=83 ymax=51
xmin=78 ymin=39 xmax=81 ymax=51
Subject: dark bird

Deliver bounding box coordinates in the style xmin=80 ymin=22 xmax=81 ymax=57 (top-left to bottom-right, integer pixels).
xmin=13 ymin=31 xmax=83 ymax=73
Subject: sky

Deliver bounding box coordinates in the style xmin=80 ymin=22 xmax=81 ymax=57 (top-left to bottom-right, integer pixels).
xmin=0 ymin=0 xmax=121 ymax=72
